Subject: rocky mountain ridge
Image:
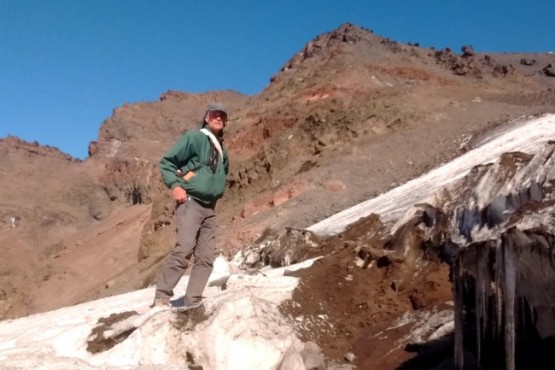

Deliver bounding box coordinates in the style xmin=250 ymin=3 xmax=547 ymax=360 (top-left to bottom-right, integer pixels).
xmin=1 ymin=23 xmax=554 ymax=335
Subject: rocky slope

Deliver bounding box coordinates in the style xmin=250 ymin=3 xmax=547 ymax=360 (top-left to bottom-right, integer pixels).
xmin=1 ymin=23 xmax=554 ymax=340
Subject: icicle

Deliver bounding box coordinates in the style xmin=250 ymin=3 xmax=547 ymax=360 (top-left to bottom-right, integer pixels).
xmin=476 ymin=243 xmax=494 ymax=364
xmin=518 ymin=296 xmax=527 ymax=342
xmin=475 ymin=246 xmax=485 ymax=363
xmin=453 ymin=256 xmax=465 ymax=370
xmin=484 ymin=243 xmax=494 ymax=345
xmin=494 ymin=238 xmax=504 ymax=338
xmin=475 ymin=261 xmax=482 ymax=364
xmin=502 ymin=233 xmax=517 ymax=370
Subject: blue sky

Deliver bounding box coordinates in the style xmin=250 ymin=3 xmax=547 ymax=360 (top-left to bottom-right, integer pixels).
xmin=1 ymin=1 xmax=552 ymax=159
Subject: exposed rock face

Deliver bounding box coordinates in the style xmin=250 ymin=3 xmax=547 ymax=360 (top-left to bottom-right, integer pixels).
xmin=232 ymin=227 xmax=321 ymax=270
xmin=99 ymin=157 xmax=157 ymax=205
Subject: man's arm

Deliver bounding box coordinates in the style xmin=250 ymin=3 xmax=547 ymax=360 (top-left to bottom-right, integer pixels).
xmin=160 ymin=134 xmax=193 ymax=202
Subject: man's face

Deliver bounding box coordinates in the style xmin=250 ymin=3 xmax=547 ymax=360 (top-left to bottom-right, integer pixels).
xmin=205 ymin=110 xmax=227 ymax=134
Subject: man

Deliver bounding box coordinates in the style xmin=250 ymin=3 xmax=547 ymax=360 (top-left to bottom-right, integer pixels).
xmin=153 ymin=102 xmax=229 ymax=308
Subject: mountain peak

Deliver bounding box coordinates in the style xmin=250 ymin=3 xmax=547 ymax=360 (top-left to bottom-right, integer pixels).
xmin=0 ymin=136 xmax=76 ymax=162
xmin=281 ymin=23 xmax=381 ymax=71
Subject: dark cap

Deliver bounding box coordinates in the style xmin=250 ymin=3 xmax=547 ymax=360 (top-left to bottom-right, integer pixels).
xmin=206 ymin=102 xmax=228 ymax=115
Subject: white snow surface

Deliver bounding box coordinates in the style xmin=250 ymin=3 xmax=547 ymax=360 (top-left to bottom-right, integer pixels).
xmin=0 ymin=257 xmax=318 ymax=369
xmin=0 ymin=114 xmax=554 ymax=369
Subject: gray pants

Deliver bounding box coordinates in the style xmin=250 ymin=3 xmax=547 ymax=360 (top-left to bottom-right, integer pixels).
xmin=155 ymin=197 xmax=217 ymax=305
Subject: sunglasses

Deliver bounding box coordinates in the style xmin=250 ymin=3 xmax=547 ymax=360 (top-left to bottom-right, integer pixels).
xmin=209 ymin=111 xmax=227 ymax=121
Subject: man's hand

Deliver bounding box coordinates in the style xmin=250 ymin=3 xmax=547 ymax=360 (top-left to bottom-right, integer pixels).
xmin=172 ymin=187 xmax=187 ymax=203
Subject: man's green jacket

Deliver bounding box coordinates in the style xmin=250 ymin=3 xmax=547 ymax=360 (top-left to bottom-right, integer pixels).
xmin=160 ymin=128 xmax=229 ymax=205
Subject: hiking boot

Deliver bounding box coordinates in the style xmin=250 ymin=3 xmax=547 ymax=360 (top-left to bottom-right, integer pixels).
xmin=151 ymin=297 xmax=170 ymax=308
xmin=183 ymin=296 xmax=203 ymax=309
